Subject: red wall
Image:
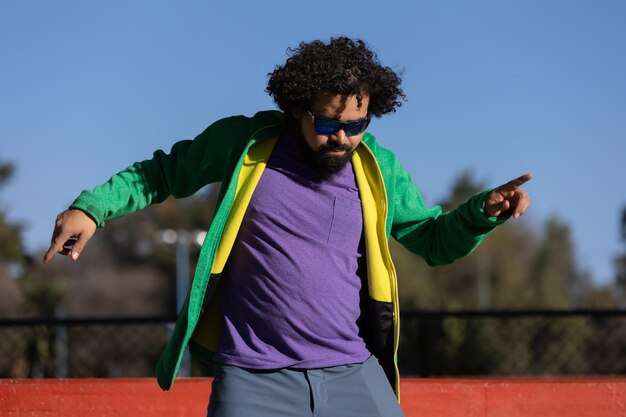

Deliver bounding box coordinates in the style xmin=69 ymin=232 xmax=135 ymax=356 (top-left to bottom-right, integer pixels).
xmin=1 ymin=378 xmax=625 ymax=416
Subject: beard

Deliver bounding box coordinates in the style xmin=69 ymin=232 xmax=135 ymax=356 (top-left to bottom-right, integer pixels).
xmin=301 ymin=139 xmax=354 ymax=180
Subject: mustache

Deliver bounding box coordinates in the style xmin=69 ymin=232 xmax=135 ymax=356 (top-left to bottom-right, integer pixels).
xmin=318 ymin=142 xmax=352 ymax=153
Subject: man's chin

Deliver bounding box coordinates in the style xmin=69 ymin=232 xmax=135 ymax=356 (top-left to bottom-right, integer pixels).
xmin=295 ymin=131 xmax=353 ymax=179
xmin=314 ymin=152 xmax=352 ymax=179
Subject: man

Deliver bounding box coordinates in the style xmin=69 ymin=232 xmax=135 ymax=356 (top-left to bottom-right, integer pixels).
xmin=44 ymin=37 xmax=531 ymax=417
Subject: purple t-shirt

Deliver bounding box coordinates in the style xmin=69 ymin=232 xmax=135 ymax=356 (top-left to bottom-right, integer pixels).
xmin=213 ymin=130 xmax=371 ymax=369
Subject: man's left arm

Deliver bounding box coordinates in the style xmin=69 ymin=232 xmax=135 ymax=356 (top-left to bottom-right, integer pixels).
xmin=389 ymin=162 xmax=532 ymax=266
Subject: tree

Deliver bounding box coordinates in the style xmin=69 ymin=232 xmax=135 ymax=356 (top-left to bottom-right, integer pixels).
xmin=529 ymin=216 xmax=578 ymax=308
xmin=394 ymin=171 xmax=611 ymax=376
xmin=0 ymin=161 xmax=26 ymax=316
xmin=616 ymin=207 xmax=626 ymax=306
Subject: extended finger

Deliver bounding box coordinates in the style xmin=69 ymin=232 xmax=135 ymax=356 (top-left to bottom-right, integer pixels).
xmin=43 ymin=233 xmax=70 ymax=263
xmin=43 ymin=245 xmax=57 ymax=264
xmin=498 ymin=173 xmax=533 ymax=192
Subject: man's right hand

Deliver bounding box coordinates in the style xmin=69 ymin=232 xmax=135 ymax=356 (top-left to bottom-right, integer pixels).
xmin=43 ymin=209 xmax=97 ymax=263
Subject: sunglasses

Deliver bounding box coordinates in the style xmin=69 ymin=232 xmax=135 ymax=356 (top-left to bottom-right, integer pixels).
xmin=307 ymin=110 xmax=371 ymax=137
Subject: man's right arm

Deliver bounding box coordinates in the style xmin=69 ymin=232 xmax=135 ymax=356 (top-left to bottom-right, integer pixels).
xmin=41 ymin=135 xmax=211 ymax=264
xmin=42 ymin=115 xmax=249 ymax=263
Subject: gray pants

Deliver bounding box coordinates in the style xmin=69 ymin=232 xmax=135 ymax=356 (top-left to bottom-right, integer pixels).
xmin=207 ymin=356 xmax=405 ymax=417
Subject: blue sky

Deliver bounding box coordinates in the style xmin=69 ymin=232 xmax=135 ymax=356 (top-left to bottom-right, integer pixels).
xmin=1 ymin=1 xmax=625 ymax=285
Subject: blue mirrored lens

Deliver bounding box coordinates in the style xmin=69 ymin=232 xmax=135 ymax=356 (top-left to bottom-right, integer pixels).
xmin=344 ymin=120 xmax=367 ymax=136
xmin=315 ymin=119 xmax=342 ymax=134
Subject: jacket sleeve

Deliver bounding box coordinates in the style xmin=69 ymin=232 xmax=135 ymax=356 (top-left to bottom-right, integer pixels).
xmin=69 ymin=116 xmax=250 ymax=227
xmin=388 ymin=155 xmax=507 ymax=266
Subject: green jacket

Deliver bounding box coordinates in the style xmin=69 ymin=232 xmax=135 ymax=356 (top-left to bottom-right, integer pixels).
xmin=71 ymin=110 xmax=504 ymax=399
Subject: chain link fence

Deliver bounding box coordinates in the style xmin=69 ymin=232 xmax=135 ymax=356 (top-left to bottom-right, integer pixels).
xmin=398 ymin=310 xmax=626 ymax=377
xmin=1 ymin=311 xmax=625 ymax=379
xmin=0 ymin=317 xmax=173 ymax=378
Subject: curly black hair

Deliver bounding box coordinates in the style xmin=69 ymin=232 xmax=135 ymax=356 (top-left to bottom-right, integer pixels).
xmin=266 ymin=37 xmax=405 ymax=118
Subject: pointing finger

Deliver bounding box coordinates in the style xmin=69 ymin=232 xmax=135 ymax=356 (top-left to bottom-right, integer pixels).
xmin=43 ymin=245 xmax=57 ymax=264
xmin=43 ymin=233 xmax=70 ymax=264
xmin=497 ymin=173 xmax=533 ymax=192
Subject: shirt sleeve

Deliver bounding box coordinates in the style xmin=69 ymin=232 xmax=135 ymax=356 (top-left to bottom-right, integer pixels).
xmin=69 ymin=116 xmax=248 ymax=227
xmin=388 ymin=156 xmax=507 ymax=266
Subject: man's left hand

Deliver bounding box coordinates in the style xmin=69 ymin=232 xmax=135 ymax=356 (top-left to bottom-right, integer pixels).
xmin=485 ymin=173 xmax=533 ymax=219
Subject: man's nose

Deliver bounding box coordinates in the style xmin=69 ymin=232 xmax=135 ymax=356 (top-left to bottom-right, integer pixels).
xmin=329 ymin=129 xmax=349 ymax=144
